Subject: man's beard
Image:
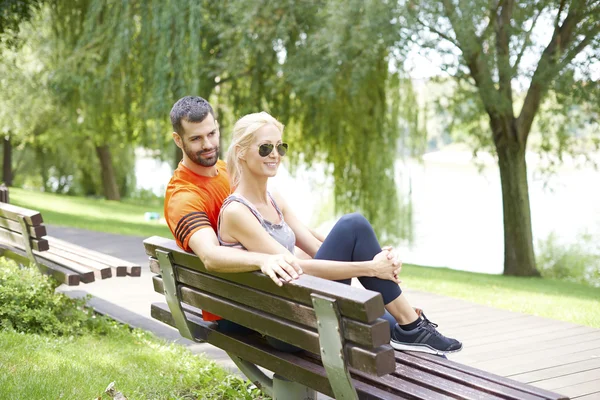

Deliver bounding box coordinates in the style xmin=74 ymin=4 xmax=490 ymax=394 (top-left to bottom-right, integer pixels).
xmin=184 ymin=144 xmax=219 ymax=167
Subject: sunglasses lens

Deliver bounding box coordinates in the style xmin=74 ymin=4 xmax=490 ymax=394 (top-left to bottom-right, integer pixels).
xmin=277 ymin=143 xmax=288 ymax=156
xmin=258 ymin=144 xmax=274 ymax=157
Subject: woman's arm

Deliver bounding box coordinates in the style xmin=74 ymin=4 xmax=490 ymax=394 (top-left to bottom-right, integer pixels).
xmin=221 ymin=197 xmax=400 ymax=282
xmin=270 ymin=192 xmax=322 ymax=257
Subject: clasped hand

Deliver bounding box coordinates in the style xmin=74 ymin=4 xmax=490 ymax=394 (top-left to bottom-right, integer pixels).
xmin=372 ymin=246 xmax=402 ymax=284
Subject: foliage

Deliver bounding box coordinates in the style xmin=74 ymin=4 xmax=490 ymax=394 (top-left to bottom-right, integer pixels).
xmin=536 ymin=232 xmax=600 ymax=288
xmin=0 ymin=0 xmax=44 ymax=47
xmin=0 ymin=257 xmax=114 ymax=335
xmin=403 ymin=264 xmax=600 ymax=328
xmin=0 ymin=328 xmax=268 ymax=399
xmin=280 ymin=0 xmax=406 ymax=236
xmin=45 ymin=0 xmax=418 ymax=240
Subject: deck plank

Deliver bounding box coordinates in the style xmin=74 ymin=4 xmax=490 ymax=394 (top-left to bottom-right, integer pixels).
xmin=463 ymin=328 xmax=600 ymax=357
xmin=509 ymin=358 xmax=600 ymax=383
xmin=533 ymin=368 xmax=600 ymax=390
xmin=555 ymin=380 xmax=600 ymax=398
xmin=575 ymin=392 xmax=600 ymax=399
xmin=401 ymin=288 xmax=600 ymax=399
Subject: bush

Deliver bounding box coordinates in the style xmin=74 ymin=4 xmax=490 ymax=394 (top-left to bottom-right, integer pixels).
xmin=536 ymin=232 xmax=600 ymax=287
xmin=0 ymin=257 xmax=114 ymax=335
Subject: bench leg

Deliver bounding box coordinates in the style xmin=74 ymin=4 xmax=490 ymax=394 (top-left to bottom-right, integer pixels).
xmin=312 ymin=294 xmax=359 ymax=400
xmin=229 ymin=356 xmax=317 ymax=399
xmin=273 ymin=374 xmax=317 ymax=400
xmin=228 ymin=355 xmax=273 ymax=397
xmin=156 ymin=250 xmax=197 ymax=342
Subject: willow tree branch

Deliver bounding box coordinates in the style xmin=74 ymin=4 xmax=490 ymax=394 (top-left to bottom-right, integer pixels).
xmin=512 ymin=8 xmax=544 ymax=73
xmin=555 ymin=0 xmax=566 ymax=29
xmin=442 ymin=0 xmax=504 ymax=142
xmin=480 ymin=0 xmax=504 ymax=40
xmin=556 ymin=24 xmax=600 ymax=72
xmin=417 ymin=18 xmax=459 ymax=47
xmin=517 ymin=1 xmax=587 ymax=141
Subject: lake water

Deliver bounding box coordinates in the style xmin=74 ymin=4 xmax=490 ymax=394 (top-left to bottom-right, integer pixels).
xmin=135 ymin=148 xmax=600 ymax=275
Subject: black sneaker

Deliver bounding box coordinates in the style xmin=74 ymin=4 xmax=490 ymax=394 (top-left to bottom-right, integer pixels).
xmin=390 ymin=314 xmax=462 ymax=355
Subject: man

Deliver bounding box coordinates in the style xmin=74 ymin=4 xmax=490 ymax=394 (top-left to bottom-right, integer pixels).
xmin=164 ymin=96 xmax=461 ymax=354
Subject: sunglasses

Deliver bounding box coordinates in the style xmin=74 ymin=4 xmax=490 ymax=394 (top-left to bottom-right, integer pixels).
xmin=258 ymin=143 xmax=288 ymax=157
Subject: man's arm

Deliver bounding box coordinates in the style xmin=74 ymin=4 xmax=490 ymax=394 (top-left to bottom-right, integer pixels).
xmin=188 ymin=228 xmax=302 ymax=286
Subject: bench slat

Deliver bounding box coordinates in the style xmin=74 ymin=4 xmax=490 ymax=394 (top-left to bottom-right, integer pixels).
xmin=47 ymin=236 xmax=141 ymax=276
xmin=394 ymin=352 xmax=550 ymax=400
xmin=47 ymin=247 xmax=112 ymax=279
xmin=0 ymin=216 xmax=47 ymax=238
xmin=392 ymin=364 xmax=519 ymax=400
xmin=150 ymin=302 xmax=406 ymax=400
xmin=144 ymin=238 xmax=385 ymax=323
xmin=0 ymin=227 xmax=49 ymax=251
xmin=32 ymin=249 xmax=95 ymax=283
xmin=404 ymin=352 xmax=568 ymax=400
xmin=0 ymin=203 xmax=43 ymax=226
xmin=349 ymin=366 xmax=459 ymax=400
xmin=169 ymin=266 xmax=390 ymax=348
xmin=178 ymin=285 xmax=396 ymax=376
xmin=0 ymin=245 xmax=80 ymax=286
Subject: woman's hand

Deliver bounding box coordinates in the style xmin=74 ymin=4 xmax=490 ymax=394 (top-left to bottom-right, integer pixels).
xmin=260 ymin=253 xmax=303 ymax=287
xmin=371 ymin=249 xmax=402 ymax=283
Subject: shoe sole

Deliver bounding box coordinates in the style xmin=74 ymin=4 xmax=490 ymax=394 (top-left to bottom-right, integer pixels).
xmin=390 ymin=341 xmax=463 ymax=356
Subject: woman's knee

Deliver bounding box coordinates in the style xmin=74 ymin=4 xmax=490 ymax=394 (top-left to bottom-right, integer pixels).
xmin=338 ymin=212 xmax=371 ymax=232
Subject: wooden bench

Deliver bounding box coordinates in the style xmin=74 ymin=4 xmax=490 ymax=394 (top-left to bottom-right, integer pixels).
xmin=145 ymin=236 xmax=569 ymax=400
xmin=0 ymin=186 xmax=140 ymax=285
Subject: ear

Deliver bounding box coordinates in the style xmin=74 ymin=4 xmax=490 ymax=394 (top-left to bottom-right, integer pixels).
xmin=172 ymin=132 xmax=183 ymax=149
xmin=237 ymin=145 xmax=247 ymax=161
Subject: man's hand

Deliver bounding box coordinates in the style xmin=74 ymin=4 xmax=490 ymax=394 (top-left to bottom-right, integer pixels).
xmin=260 ymin=254 xmax=303 ymax=287
xmin=372 ymin=247 xmax=403 ymax=283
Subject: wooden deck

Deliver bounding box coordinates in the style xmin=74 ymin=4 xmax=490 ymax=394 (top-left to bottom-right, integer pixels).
xmin=404 ymin=289 xmax=600 ymax=399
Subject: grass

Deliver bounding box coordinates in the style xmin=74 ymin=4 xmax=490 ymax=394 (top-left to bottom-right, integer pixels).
xmin=0 ymin=328 xmax=265 ymax=400
xmin=10 ymin=187 xmax=172 ymax=238
xmin=402 ymin=264 xmax=600 ymax=328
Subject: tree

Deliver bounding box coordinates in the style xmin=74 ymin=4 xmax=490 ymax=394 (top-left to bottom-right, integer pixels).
xmin=57 ymin=0 xmax=414 ymax=238
xmin=1 ymin=0 xmax=47 ymax=186
xmin=405 ymin=0 xmax=600 ymax=275
xmin=0 ymin=0 xmax=44 ymax=47
xmin=0 ymin=9 xmax=60 ymax=188
xmin=213 ymin=0 xmax=409 ymax=238
xmin=42 ymin=0 xmax=146 ymax=200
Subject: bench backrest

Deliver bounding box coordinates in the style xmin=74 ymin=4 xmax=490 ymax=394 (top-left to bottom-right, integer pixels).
xmin=144 ymin=236 xmax=396 ymax=378
xmin=0 ymin=202 xmax=48 ymax=252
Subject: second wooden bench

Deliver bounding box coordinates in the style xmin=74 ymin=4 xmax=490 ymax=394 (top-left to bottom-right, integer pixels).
xmin=0 ymin=195 xmax=140 ymax=285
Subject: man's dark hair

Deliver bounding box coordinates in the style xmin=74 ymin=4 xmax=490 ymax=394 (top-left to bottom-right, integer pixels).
xmin=170 ymin=96 xmax=215 ymax=135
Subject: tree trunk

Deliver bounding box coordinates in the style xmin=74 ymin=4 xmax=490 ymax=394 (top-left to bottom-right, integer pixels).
xmin=3 ymin=136 xmax=13 ymax=186
xmin=495 ymin=138 xmax=539 ymax=276
xmin=95 ymin=145 xmax=121 ymax=201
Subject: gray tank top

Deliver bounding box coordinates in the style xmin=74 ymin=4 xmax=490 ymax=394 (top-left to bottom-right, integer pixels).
xmin=217 ymin=192 xmax=296 ymax=253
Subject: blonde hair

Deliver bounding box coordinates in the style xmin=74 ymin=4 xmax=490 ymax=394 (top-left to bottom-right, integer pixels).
xmin=226 ymin=111 xmax=284 ymax=189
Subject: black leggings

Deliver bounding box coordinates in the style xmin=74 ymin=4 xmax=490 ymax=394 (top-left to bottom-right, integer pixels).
xmin=217 ymin=213 xmax=400 ymax=349
xmin=315 ymin=213 xmax=402 ymax=305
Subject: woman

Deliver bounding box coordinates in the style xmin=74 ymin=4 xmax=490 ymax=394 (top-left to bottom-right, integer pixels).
xmin=218 ymin=112 xmax=461 ymax=355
